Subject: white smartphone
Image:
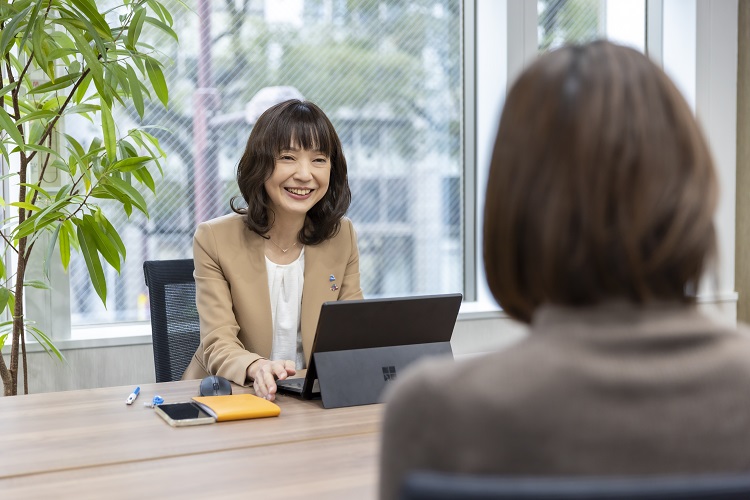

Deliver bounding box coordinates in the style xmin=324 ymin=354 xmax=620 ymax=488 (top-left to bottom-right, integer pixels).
xmin=154 ymin=402 xmax=216 ymax=427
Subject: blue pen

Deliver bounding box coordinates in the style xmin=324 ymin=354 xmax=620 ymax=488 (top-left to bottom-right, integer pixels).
xmin=126 ymin=386 xmax=140 ymax=405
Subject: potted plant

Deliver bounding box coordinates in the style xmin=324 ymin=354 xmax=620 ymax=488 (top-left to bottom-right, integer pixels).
xmin=0 ymin=0 xmax=178 ymax=396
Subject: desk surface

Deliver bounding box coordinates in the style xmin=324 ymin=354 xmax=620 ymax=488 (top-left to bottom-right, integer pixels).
xmin=0 ymin=380 xmax=384 ymax=499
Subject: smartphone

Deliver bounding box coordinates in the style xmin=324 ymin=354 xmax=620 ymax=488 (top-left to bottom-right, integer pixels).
xmin=154 ymin=402 xmax=216 ymax=427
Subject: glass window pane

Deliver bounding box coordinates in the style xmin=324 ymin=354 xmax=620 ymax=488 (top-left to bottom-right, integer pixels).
xmin=69 ymin=0 xmax=464 ymax=326
xmin=538 ymin=0 xmax=646 ymax=52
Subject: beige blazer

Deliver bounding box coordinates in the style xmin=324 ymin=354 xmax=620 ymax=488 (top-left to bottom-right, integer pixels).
xmin=182 ymin=213 xmax=364 ymax=385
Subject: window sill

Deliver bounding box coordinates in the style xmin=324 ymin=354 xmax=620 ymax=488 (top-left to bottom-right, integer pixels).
xmin=3 ymin=292 xmax=736 ymax=354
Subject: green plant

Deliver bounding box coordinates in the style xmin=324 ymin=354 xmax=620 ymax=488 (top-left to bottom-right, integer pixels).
xmin=0 ymin=0 xmax=178 ymax=396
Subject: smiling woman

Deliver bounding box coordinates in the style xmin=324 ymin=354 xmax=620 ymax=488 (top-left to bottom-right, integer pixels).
xmin=181 ymin=100 xmax=364 ymax=401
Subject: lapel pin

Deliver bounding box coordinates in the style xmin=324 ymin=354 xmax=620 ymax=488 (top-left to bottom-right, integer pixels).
xmin=329 ymin=274 xmax=336 ymax=282
xmin=330 ymin=284 xmax=339 ymax=291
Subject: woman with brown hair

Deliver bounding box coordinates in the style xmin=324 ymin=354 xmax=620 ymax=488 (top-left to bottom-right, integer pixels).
xmin=182 ymin=100 xmax=363 ymax=401
xmin=379 ymin=41 xmax=750 ymax=499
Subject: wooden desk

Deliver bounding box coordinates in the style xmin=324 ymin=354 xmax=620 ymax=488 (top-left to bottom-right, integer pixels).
xmin=0 ymin=380 xmax=384 ymax=499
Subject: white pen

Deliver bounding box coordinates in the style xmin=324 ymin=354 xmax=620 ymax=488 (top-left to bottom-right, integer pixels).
xmin=126 ymin=386 xmax=140 ymax=405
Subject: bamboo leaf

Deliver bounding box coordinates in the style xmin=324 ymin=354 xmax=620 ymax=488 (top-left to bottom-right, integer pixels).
xmin=98 ymin=213 xmax=126 ymax=258
xmin=127 ymin=7 xmax=146 ymax=49
xmin=64 ymin=133 xmax=86 ymax=158
xmin=26 ymin=325 xmax=65 ymax=362
xmin=10 ymin=201 xmax=41 ymax=212
xmin=18 ymin=0 xmax=43 ymax=53
xmin=69 ymin=0 xmax=112 ymax=38
xmin=100 ymin=99 xmax=116 ymax=162
xmin=19 ymin=183 xmax=51 ymax=200
xmin=64 ymin=103 xmax=100 ymax=115
xmin=132 ymin=165 xmax=155 ymax=193
xmin=67 ymin=28 xmax=105 ymax=99
xmin=24 ymin=280 xmax=50 ymax=290
xmin=110 ymin=156 xmax=151 ymax=172
xmin=100 ymin=183 xmax=133 ymax=217
xmin=59 ymin=220 xmax=71 ymax=270
xmin=23 ymin=143 xmax=62 ymax=160
xmin=0 ymin=107 xmax=25 ymax=149
xmin=0 ymin=5 xmax=32 ymax=57
xmin=77 ymin=224 xmax=107 ymax=304
xmin=0 ymin=82 xmax=19 ymax=98
xmin=14 ymin=109 xmax=57 ymax=126
xmin=105 ymin=176 xmax=148 ymax=216
xmin=144 ymin=59 xmax=168 ymax=107
xmin=26 ymin=72 xmax=83 ymax=94
xmin=0 ymin=140 xmax=10 ymax=164
xmin=83 ymin=214 xmax=120 ymax=272
xmin=0 ymin=287 xmax=8 ymax=311
xmin=44 ymin=222 xmax=62 ymax=279
xmin=126 ymin=65 xmax=145 ymax=118
xmin=143 ymin=15 xmax=178 ymax=42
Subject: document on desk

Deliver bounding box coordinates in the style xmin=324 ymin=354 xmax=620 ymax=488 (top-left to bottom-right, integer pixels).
xmin=192 ymin=394 xmax=281 ymax=422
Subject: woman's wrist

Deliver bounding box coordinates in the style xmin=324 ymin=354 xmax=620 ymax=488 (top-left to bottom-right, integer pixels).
xmin=246 ymin=358 xmax=268 ymax=381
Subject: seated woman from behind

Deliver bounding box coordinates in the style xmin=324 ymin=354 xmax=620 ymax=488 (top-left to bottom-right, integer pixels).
xmin=183 ymin=99 xmax=363 ymax=401
xmin=379 ymin=40 xmax=750 ymax=499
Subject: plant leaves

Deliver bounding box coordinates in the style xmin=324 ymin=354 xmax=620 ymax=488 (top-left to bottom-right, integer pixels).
xmin=144 ymin=58 xmax=168 ymax=107
xmin=126 ymin=65 xmax=145 ymax=118
xmin=0 ymin=5 xmax=32 ymax=57
xmin=100 ymin=99 xmax=116 ymax=162
xmin=69 ymin=0 xmax=112 ymax=38
xmin=105 ymin=175 xmax=148 ymax=217
xmin=77 ymin=223 xmax=107 ymax=304
xmin=110 ymin=155 xmax=151 ymax=172
xmin=26 ymin=72 xmax=83 ymax=94
xmin=59 ymin=220 xmax=71 ymax=270
xmin=83 ymin=214 xmax=121 ymax=273
xmin=143 ymin=15 xmax=178 ymax=42
xmin=44 ymin=222 xmax=62 ymax=280
xmin=26 ymin=325 xmax=65 ymax=362
xmin=127 ymin=7 xmax=146 ymax=49
xmin=0 ymin=106 xmax=25 ymax=149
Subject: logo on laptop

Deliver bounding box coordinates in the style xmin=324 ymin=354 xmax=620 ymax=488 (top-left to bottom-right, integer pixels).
xmin=382 ymin=366 xmax=397 ymax=381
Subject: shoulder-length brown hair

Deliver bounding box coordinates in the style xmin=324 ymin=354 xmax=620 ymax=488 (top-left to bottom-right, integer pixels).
xmin=484 ymin=41 xmax=718 ymax=323
xmin=231 ymin=99 xmax=351 ymax=245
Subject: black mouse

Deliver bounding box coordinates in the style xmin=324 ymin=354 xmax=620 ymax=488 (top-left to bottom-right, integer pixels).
xmin=199 ymin=375 xmax=232 ymax=397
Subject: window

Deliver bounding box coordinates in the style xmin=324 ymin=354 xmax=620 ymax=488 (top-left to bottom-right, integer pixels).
xmin=66 ymin=0 xmax=464 ymax=327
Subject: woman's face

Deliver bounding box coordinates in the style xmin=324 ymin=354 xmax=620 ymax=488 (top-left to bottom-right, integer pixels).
xmin=264 ymin=146 xmax=331 ymax=220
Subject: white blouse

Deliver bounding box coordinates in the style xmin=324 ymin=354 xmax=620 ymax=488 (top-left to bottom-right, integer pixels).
xmin=265 ymin=248 xmax=306 ymax=369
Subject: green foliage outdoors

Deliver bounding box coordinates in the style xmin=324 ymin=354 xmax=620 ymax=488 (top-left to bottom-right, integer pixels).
xmin=0 ymin=0 xmax=178 ymax=396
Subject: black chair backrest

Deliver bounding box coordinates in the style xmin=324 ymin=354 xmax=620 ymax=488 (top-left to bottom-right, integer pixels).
xmin=400 ymin=472 xmax=750 ymax=500
xmin=143 ymin=259 xmax=200 ymax=383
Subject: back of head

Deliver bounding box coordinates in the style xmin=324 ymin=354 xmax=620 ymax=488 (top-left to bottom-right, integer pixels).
xmin=484 ymin=41 xmax=718 ymax=323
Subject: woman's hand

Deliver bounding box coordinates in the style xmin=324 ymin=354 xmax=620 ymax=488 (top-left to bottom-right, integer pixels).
xmin=247 ymin=359 xmax=296 ymax=401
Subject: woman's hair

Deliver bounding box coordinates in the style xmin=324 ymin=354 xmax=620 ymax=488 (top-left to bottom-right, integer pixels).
xmin=483 ymin=41 xmax=718 ymax=323
xmin=231 ymin=99 xmax=351 ymax=245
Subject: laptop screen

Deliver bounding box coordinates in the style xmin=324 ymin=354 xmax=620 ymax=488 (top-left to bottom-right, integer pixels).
xmin=312 ymin=293 xmax=463 ymax=353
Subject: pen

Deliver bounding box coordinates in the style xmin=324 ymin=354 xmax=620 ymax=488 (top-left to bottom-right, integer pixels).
xmin=126 ymin=386 xmax=140 ymax=405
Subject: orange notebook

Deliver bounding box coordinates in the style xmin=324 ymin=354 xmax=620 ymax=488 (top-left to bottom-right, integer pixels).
xmin=192 ymin=394 xmax=281 ymax=422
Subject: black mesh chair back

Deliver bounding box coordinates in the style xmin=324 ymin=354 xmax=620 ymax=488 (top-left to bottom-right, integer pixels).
xmin=400 ymin=472 xmax=750 ymax=500
xmin=143 ymin=259 xmax=200 ymax=382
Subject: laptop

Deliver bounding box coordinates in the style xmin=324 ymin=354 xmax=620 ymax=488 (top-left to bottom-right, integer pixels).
xmin=276 ymin=293 xmax=462 ymax=408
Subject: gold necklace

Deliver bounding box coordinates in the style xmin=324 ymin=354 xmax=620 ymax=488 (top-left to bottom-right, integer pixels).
xmin=267 ymin=237 xmax=298 ymax=253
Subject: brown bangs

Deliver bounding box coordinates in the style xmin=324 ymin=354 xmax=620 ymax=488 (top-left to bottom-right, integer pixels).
xmin=273 ymin=106 xmax=337 ymax=159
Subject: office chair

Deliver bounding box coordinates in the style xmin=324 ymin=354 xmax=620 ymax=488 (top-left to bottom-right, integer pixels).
xmin=400 ymin=472 xmax=750 ymax=500
xmin=143 ymin=259 xmax=200 ymax=382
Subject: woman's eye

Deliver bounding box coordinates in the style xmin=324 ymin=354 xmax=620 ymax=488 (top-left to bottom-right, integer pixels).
xmin=314 ymin=157 xmax=328 ymax=163
xmin=279 ymin=155 xmax=294 ymax=161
